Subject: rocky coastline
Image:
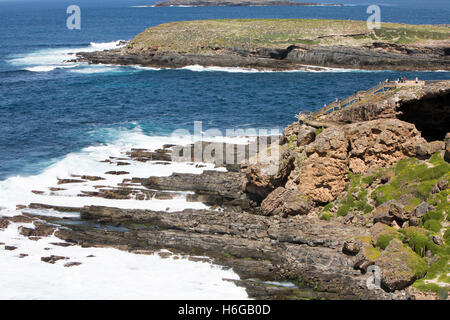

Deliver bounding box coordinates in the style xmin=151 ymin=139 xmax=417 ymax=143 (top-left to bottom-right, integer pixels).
xmin=1 ymin=80 xmax=449 ymax=299
xmin=75 ymin=19 xmax=450 ymax=71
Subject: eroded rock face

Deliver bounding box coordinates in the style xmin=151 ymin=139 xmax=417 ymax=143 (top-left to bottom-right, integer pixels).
xmin=243 ymin=145 xmax=295 ymax=201
xmin=345 ymin=119 xmax=427 ymax=174
xmin=296 ymin=119 xmax=432 ymax=204
xmin=377 ymin=239 xmax=427 ymax=292
xmin=299 ymin=128 xmax=349 ymax=204
xmin=260 ymin=187 xmax=312 ymax=217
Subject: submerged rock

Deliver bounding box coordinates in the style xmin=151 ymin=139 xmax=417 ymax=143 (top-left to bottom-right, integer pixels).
xmin=41 ymin=255 xmax=69 ymax=264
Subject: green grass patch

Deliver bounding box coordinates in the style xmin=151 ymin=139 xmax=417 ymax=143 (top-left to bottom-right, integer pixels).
xmin=319 ymin=211 xmax=332 ymax=221
xmin=128 ymin=19 xmax=450 ymax=54
xmin=402 ymin=227 xmax=429 ymax=257
xmin=424 ymin=219 xmax=442 ymax=233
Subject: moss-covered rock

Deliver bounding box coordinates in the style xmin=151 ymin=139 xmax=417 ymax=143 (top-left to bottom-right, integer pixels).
xmin=352 ymin=236 xmax=381 ymax=272
xmin=377 ymin=239 xmax=428 ymax=291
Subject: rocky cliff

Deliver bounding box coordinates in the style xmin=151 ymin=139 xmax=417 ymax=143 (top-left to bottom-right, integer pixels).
xmin=243 ymin=80 xmax=450 ymax=298
xmin=2 ymin=81 xmax=448 ymax=300
xmin=76 ymin=19 xmax=450 ymax=71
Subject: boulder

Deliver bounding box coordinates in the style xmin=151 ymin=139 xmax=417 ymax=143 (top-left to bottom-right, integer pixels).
xmin=261 ymin=187 xmax=312 ymax=217
xmin=412 ymin=202 xmax=435 ymax=218
xmin=370 ymin=222 xmax=399 ymax=244
xmin=373 ymin=202 xmax=395 ymax=225
xmin=342 ymin=239 xmax=362 ymax=256
xmin=373 ymin=200 xmax=410 ymax=225
xmin=244 ymin=145 xmax=294 ymax=201
xmin=280 ymin=122 xmax=301 ymax=145
xmin=354 ymin=243 xmax=381 ymax=273
xmin=376 ymin=239 xmax=427 ymax=291
xmin=415 ymin=141 xmax=445 ymax=159
xmin=297 ymin=125 xmax=316 ymax=147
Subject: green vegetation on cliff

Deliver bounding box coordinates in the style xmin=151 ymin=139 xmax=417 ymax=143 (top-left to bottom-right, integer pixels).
xmin=127 ymin=19 xmax=450 ymax=53
xmin=320 ymin=153 xmax=449 ymax=295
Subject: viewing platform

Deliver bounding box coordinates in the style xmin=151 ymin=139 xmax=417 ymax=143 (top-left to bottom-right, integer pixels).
xmin=297 ymin=78 xmax=442 ymax=127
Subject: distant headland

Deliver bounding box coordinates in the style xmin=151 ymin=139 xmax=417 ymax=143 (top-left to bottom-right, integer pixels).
xmin=150 ymin=0 xmax=344 ymax=7
xmin=76 ymin=19 xmax=450 ymax=71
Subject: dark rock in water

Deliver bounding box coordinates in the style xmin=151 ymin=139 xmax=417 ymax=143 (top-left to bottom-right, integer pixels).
xmin=158 ymin=251 xmax=173 ymax=259
xmin=49 ymin=187 xmax=66 ymax=192
xmin=64 ymin=262 xmax=82 ymax=268
xmin=127 ymin=148 xmax=172 ymax=162
xmin=28 ymin=203 xmax=83 ymax=212
xmin=57 ymin=178 xmax=85 ymax=185
xmin=41 ymin=255 xmax=69 ymax=264
xmin=0 ymin=218 xmax=10 ymax=230
xmin=18 ymin=222 xmax=57 ymax=238
xmin=8 ymin=215 xmax=34 ymax=223
xmin=50 ymin=242 xmax=75 ymax=247
xmin=80 ymin=187 xmax=155 ymax=201
xmin=105 ymin=171 xmax=129 ymax=175
xmin=153 ymin=192 xmax=175 ymax=200
xmin=71 ymin=175 xmax=105 ymax=181
xmin=142 ymin=170 xmax=253 ymax=208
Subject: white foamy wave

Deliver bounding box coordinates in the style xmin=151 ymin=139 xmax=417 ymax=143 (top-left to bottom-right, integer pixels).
xmin=131 ymin=65 xmax=163 ymax=71
xmin=0 ymin=126 xmax=248 ymax=299
xmin=7 ymin=41 xmax=126 ymax=73
xmin=182 ymin=65 xmax=262 ymax=73
xmin=69 ymin=65 xmax=125 ymax=74
xmin=89 ymin=41 xmax=125 ymax=50
xmin=0 ymin=126 xmax=222 ymax=214
xmin=180 ymin=64 xmax=390 ymax=73
xmin=0 ymin=220 xmax=247 ymax=299
xmin=25 ymin=65 xmax=77 ymax=72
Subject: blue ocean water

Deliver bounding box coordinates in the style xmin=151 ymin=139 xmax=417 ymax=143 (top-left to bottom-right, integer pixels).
xmin=0 ymin=0 xmax=449 ymax=180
